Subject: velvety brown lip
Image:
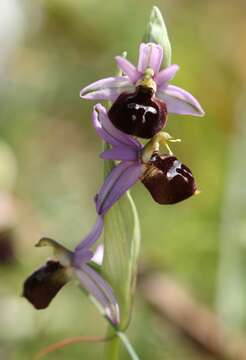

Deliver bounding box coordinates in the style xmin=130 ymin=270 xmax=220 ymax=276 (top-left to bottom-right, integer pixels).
xmin=23 ymin=260 xmax=69 ymax=310
xmin=108 ymin=85 xmax=167 ymax=139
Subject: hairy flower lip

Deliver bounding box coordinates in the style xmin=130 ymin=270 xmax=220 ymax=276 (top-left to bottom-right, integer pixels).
xmin=80 ymin=42 xmax=205 ymax=122
xmin=23 ymin=260 xmax=70 ymax=310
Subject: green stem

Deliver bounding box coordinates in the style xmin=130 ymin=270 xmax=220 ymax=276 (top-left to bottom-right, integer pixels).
xmin=103 ymin=328 xmax=140 ymax=360
xmin=117 ymin=332 xmax=140 ymax=360
xmin=103 ymin=327 xmax=120 ymax=360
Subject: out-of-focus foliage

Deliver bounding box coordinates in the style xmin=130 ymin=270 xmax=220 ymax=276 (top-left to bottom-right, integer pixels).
xmin=0 ymin=0 xmax=245 ymax=359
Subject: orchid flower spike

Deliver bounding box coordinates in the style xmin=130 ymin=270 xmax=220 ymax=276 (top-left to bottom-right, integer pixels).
xmin=92 ymin=103 xmax=198 ymax=215
xmin=23 ymin=236 xmax=120 ymax=327
xmin=80 ymin=42 xmax=204 ymax=138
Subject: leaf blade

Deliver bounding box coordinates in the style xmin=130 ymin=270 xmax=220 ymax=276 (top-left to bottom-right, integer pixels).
xmin=102 ymin=187 xmax=140 ymax=329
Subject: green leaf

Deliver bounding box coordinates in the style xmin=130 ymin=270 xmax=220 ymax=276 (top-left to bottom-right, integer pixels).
xmin=143 ymin=6 xmax=172 ymax=68
xmin=102 ymin=178 xmax=140 ymax=330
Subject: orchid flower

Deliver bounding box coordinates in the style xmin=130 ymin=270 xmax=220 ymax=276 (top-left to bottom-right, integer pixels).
xmin=92 ymin=103 xmax=198 ymax=215
xmin=23 ymin=236 xmax=120 ymax=326
xmin=80 ymin=43 xmax=204 ymax=138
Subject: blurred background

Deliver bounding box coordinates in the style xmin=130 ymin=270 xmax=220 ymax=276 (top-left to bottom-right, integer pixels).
xmin=0 ymin=0 xmax=246 ymax=359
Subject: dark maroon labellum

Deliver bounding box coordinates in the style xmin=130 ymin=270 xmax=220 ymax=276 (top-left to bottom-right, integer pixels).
xmin=142 ymin=154 xmax=197 ymax=204
xmin=22 ymin=260 xmax=69 ymax=309
xmin=108 ymin=85 xmax=167 ymax=139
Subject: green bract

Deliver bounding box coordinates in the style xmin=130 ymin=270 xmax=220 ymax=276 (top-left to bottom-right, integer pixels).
xmin=143 ymin=6 xmax=172 ymax=68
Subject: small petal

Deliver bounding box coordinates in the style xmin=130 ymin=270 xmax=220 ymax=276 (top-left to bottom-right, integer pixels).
xmin=23 ymin=261 xmax=70 ymax=309
xmin=157 ymin=84 xmax=205 ymax=116
xmin=75 ymin=265 xmax=120 ymax=325
xmin=101 ymin=145 xmax=140 ymax=162
xmin=96 ymin=161 xmax=141 ymax=215
xmin=138 ymin=43 xmax=163 ymax=74
xmin=115 ymin=56 xmax=141 ymax=83
xmin=93 ymin=104 xmax=141 ymax=148
xmin=80 ymin=76 xmax=133 ymax=102
xmin=155 ymin=64 xmax=179 ymax=87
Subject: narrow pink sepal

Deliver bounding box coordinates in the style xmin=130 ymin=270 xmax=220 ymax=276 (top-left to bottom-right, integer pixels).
xmin=115 ymin=56 xmax=141 ymax=84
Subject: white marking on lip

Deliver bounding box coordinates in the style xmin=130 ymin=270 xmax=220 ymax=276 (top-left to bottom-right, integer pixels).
xmin=166 ymin=160 xmax=190 ymax=182
xmin=128 ymin=103 xmax=157 ymax=124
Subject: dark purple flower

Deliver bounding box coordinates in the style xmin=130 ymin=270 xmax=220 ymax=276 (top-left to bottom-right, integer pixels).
xmin=92 ymin=104 xmax=198 ymax=215
xmin=80 ymin=43 xmax=204 ymax=138
xmin=23 ymin=234 xmax=120 ymax=326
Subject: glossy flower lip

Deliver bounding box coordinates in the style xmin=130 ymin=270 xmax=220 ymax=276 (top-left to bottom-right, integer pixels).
xmin=92 ymin=104 xmax=198 ymax=214
xmin=108 ymin=85 xmax=168 ymax=139
xmin=23 ymin=234 xmax=120 ymax=326
xmin=80 ymin=42 xmax=205 ymax=118
xmin=141 ymin=154 xmax=197 ymax=204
